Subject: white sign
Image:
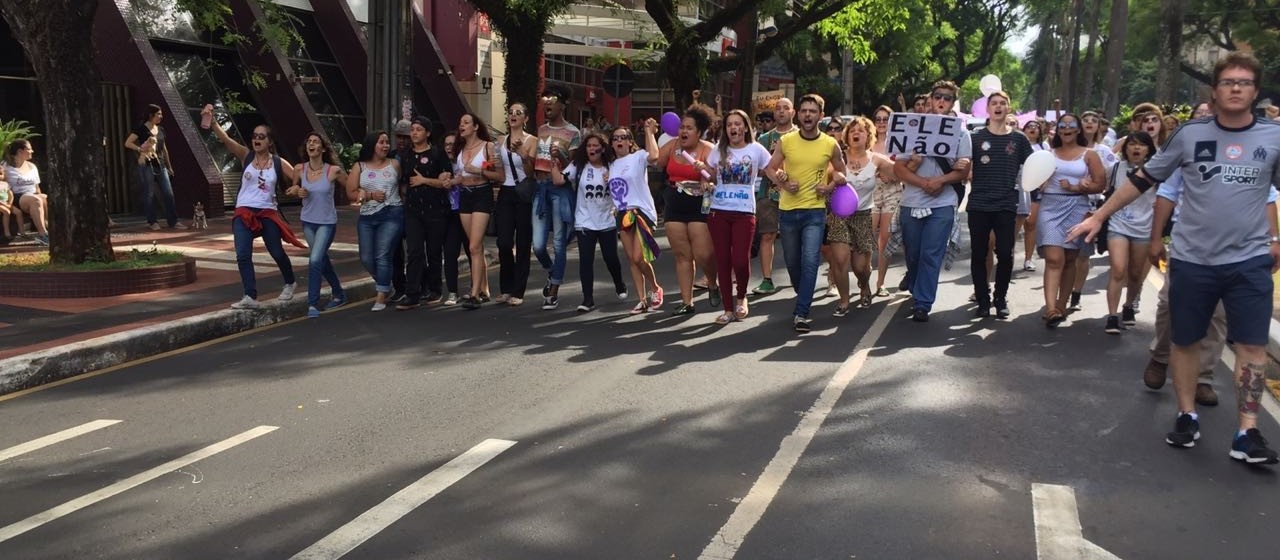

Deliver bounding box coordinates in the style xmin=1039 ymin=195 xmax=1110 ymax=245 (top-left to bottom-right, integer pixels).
xmin=885 ymin=112 xmax=967 ymax=157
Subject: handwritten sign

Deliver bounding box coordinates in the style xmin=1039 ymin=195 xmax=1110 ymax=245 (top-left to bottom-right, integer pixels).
xmin=885 ymin=113 xmax=967 ymax=157
xmin=752 ymin=90 xmax=784 ymax=118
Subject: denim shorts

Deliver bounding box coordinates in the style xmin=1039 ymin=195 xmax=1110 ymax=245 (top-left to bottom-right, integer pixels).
xmin=1168 ymin=254 xmax=1273 ymax=346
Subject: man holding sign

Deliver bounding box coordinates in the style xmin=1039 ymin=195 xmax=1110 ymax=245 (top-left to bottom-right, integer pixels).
xmin=890 ymin=80 xmax=972 ymax=322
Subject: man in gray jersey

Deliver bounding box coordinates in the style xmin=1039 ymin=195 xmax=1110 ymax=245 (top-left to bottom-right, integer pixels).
xmin=1069 ymin=51 xmax=1280 ymax=466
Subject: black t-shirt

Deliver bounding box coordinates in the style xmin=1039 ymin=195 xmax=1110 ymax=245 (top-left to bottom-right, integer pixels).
xmin=967 ymin=128 xmax=1033 ymax=212
xmin=133 ymin=123 xmax=167 ymax=168
xmin=400 ymin=145 xmax=452 ymax=215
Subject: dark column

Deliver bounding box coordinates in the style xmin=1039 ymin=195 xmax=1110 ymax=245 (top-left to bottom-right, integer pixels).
xmin=308 ymin=0 xmax=368 ymax=114
xmin=411 ymin=3 xmax=469 ymax=129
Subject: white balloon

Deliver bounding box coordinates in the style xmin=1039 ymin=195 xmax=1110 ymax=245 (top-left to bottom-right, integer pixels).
xmin=1021 ymin=150 xmax=1056 ymax=192
xmin=979 ymin=74 xmax=1003 ymax=97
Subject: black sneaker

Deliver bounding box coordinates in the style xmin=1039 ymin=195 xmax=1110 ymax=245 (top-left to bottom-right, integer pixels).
xmin=994 ymin=300 xmax=1011 ymax=319
xmin=1105 ymin=315 xmax=1122 ymax=334
xmin=793 ymin=316 xmax=811 ymax=333
xmin=390 ymin=291 xmax=407 ymax=305
xmin=1121 ymin=304 xmax=1136 ymax=326
xmin=1229 ymin=428 xmax=1279 ymax=465
xmin=542 ymin=282 xmax=552 ymax=298
xmin=577 ymin=301 xmax=596 ymax=313
xmin=975 ymin=302 xmax=991 ymax=318
xmin=910 ymin=308 xmax=929 ymax=322
xmin=898 ymin=276 xmax=909 ymax=292
xmin=541 ymin=296 xmax=559 ymax=310
xmin=1068 ymin=291 xmax=1082 ymax=311
xmin=422 ymin=292 xmax=443 ymax=305
xmin=1166 ymin=413 xmax=1200 ymax=448
xmin=833 ymin=305 xmax=849 ymax=318
xmin=395 ymin=296 xmax=421 ymax=310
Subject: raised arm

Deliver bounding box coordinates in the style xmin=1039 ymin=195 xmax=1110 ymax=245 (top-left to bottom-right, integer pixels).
xmin=202 ymin=106 xmax=249 ymax=162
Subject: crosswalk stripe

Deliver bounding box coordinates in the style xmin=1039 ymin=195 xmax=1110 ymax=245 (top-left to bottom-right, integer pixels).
xmin=0 ymin=420 xmax=123 ymax=463
xmin=0 ymin=425 xmax=278 ymax=544
xmin=289 ymin=438 xmax=517 ymax=560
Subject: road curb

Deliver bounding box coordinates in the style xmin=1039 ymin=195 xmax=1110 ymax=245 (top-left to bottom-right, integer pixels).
xmin=0 ymin=278 xmax=377 ymax=396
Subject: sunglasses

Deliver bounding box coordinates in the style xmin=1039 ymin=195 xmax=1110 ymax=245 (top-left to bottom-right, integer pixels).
xmin=508 ymin=109 xmax=526 ymax=116
xmin=874 ymin=117 xmax=889 ymax=123
xmin=612 ymin=135 xmax=632 ymax=141
xmin=932 ymin=92 xmax=956 ymax=102
xmin=252 ymin=133 xmax=268 ymax=140
xmin=1057 ymin=121 xmax=1080 ymax=130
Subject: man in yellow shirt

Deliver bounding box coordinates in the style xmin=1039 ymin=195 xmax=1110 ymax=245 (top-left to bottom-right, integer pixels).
xmin=765 ymin=94 xmax=848 ymax=332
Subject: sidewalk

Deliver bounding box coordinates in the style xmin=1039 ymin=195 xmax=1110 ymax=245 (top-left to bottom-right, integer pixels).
xmin=0 ymin=205 xmax=380 ymax=393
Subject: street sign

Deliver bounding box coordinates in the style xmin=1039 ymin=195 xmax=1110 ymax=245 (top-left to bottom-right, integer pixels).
xmin=601 ymin=64 xmax=635 ymax=98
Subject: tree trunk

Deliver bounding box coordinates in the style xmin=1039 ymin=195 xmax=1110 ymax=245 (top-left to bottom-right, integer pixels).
xmin=1034 ymin=15 xmax=1058 ymax=115
xmin=1155 ymin=0 xmax=1187 ymax=103
xmin=496 ymin=19 xmax=547 ymax=132
xmin=1101 ymin=0 xmax=1127 ymax=116
xmin=1078 ymin=0 xmax=1103 ymax=110
xmin=664 ymin=36 xmax=705 ymax=109
xmin=0 ymin=0 xmax=113 ymax=264
xmin=1061 ymin=3 xmax=1080 ymax=113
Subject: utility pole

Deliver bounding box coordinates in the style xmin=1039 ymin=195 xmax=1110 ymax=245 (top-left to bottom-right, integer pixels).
xmin=366 ymin=0 xmax=409 ymax=133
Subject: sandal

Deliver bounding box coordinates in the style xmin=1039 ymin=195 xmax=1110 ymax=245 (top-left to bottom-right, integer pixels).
xmin=874 ymin=287 xmax=890 ymax=297
xmin=673 ymin=303 xmax=697 ymax=315
xmin=1044 ymin=309 xmax=1065 ymax=328
xmin=714 ymin=311 xmax=737 ymax=325
xmin=508 ymin=297 xmax=523 ymax=306
xmin=630 ymin=300 xmax=651 ymax=315
xmin=493 ymin=294 xmax=511 ymax=304
xmin=734 ymin=300 xmax=749 ymax=320
xmin=854 ymin=295 xmax=872 ymax=309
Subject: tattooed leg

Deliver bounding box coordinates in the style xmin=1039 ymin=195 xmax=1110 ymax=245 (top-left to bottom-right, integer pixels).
xmin=1237 ymin=361 xmax=1267 ymax=418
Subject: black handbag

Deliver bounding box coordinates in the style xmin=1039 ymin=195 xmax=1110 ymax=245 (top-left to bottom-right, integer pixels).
xmin=507 ymin=135 xmax=537 ymax=204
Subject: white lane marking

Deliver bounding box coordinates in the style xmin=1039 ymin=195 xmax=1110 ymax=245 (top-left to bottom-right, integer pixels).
xmin=0 ymin=425 xmax=278 ymax=543
xmin=1032 ymin=483 xmax=1122 ymax=560
xmin=290 ymin=438 xmax=517 ymax=560
xmin=0 ymin=420 xmax=122 ymax=463
xmin=698 ymin=299 xmax=902 ymax=560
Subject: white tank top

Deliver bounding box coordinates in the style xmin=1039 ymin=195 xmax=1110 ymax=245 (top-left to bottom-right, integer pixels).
xmin=237 ymin=160 xmax=278 ymax=209
xmin=1044 ymin=151 xmax=1089 ymax=196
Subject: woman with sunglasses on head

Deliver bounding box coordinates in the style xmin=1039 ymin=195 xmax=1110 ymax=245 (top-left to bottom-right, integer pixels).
xmin=203 ymin=106 xmax=304 ymax=309
xmin=494 ymin=103 xmax=538 ymax=306
xmin=552 ymin=132 xmax=628 ymax=312
xmin=346 ymin=130 xmax=404 ymax=311
xmin=869 ymin=105 xmax=904 ymax=297
xmin=653 ymin=103 xmax=719 ymax=315
xmin=1037 ymin=113 xmax=1107 ymax=327
xmin=614 ymin=120 xmax=665 ymax=314
xmin=1102 ymin=131 xmax=1159 ymax=334
xmin=702 ymin=109 xmax=772 ymax=324
xmin=449 ymin=113 xmax=504 ymax=309
xmin=292 ymin=132 xmax=349 ymax=317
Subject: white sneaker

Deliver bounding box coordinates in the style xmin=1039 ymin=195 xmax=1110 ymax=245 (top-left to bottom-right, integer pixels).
xmin=277 ymin=282 xmax=296 ymax=301
xmin=1023 ymin=259 xmax=1036 ymax=271
xmin=230 ymin=295 xmax=260 ymax=309
xmin=371 ymin=302 xmax=387 ymax=311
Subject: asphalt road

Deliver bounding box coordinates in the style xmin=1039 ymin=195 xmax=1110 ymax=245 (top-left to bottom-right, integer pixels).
xmin=1 ymin=235 xmax=1277 ymax=560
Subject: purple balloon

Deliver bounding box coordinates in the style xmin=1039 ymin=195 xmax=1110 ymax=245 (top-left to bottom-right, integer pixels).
xmin=661 ymin=111 xmax=682 ymax=137
xmin=970 ymin=96 xmax=988 ymax=118
xmin=831 ymin=185 xmax=859 ymax=218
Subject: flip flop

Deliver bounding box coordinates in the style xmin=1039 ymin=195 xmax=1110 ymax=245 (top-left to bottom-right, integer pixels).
xmin=714 ymin=311 xmax=736 ymax=325
xmin=734 ymin=300 xmax=749 ymax=320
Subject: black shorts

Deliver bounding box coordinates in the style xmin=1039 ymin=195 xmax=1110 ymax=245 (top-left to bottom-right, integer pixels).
xmin=1169 ymin=255 xmax=1273 ymax=346
xmin=458 ymin=184 xmax=494 ymax=214
xmin=663 ymin=188 xmax=706 ymax=223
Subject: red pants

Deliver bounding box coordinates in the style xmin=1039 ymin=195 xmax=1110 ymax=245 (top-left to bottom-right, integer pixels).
xmin=708 ymin=210 xmax=757 ymax=312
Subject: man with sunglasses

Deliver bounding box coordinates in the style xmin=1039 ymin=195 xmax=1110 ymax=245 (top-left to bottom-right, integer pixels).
xmin=756 ymin=111 xmax=775 ymax=134
xmin=532 ymin=85 xmax=582 ymax=309
xmin=1069 ymin=51 xmax=1280 ymax=466
xmin=893 ymin=80 xmax=972 ymax=322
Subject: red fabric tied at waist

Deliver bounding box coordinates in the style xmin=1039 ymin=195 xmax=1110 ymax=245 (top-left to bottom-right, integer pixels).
xmin=233 ymin=207 xmax=307 ymax=249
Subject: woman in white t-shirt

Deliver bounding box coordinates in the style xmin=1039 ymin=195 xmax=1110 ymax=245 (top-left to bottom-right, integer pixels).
xmin=552 ymin=132 xmax=628 ymax=312
xmin=702 ymin=110 xmax=771 ymax=324
xmin=3 ymin=139 xmax=49 ymax=245
xmin=612 ymin=119 xmax=664 ymax=315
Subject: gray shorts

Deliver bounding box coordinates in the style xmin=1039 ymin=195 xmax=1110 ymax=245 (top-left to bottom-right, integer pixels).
xmin=756 ymin=197 xmax=779 ymax=234
xmin=1107 ymin=231 xmax=1149 ymax=244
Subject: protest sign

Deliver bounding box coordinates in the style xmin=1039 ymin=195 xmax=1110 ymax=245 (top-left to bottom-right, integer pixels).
xmin=884 ymin=112 xmax=967 ymax=157
xmin=752 ymin=90 xmax=784 ymax=118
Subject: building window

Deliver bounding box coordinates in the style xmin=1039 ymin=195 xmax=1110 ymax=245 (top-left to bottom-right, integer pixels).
xmin=156 ymin=51 xmax=256 ymax=173
xmin=283 ymin=9 xmax=365 ymax=147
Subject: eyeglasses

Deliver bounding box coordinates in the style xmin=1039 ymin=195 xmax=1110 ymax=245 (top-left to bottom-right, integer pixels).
xmin=1216 ymin=78 xmax=1255 ymax=88
xmin=1058 ymin=121 xmax=1080 ymax=130
xmin=252 ymin=133 xmax=268 ymax=140
xmin=932 ymin=92 xmax=956 ymax=102
xmin=874 ymin=117 xmax=889 ymax=123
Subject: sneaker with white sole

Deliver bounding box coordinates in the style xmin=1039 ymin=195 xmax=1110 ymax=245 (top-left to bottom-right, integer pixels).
xmin=442 ymin=293 xmax=459 ymax=306
xmin=230 ymin=295 xmax=260 ymax=310
xmin=277 ymin=283 xmax=296 ymax=301
xmin=1166 ymin=413 xmax=1200 ymax=448
xmin=371 ymin=301 xmax=387 ymax=311
xmin=1229 ymin=428 xmax=1279 ymax=465
xmin=1023 ymin=259 xmax=1036 ymax=271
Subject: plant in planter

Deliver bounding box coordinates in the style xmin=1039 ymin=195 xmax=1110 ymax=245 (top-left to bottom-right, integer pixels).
xmin=0 ymin=118 xmax=40 ymax=156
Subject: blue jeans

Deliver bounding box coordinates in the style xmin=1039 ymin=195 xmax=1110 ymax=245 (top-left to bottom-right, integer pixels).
xmin=779 ymin=208 xmax=827 ymax=319
xmin=303 ymin=221 xmax=345 ymax=308
xmin=138 ymin=165 xmax=177 ymax=226
xmin=531 ymin=178 xmax=574 ymax=285
xmin=357 ymin=205 xmax=405 ymax=293
xmin=232 ymin=214 xmax=296 ymax=298
xmin=899 ymin=205 xmax=955 ymax=312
